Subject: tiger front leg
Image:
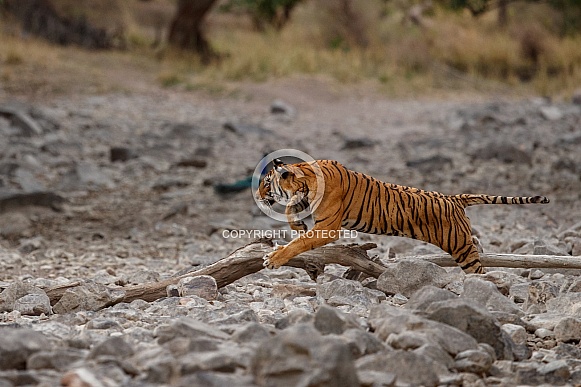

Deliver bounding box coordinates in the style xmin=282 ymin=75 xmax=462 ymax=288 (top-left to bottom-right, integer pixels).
xmin=286 ymin=194 xmax=308 ymax=232
xmin=263 ymin=228 xmax=339 ymax=269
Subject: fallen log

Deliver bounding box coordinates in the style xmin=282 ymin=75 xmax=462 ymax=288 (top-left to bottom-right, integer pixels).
xmin=416 ymin=252 xmax=581 ymax=270
xmin=45 ymin=239 xmax=384 ymax=305
xmin=45 ymin=239 xmax=581 ymax=309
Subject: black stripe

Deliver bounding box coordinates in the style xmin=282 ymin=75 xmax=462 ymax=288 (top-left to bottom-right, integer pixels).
xmin=351 ymin=176 xmax=371 ymax=230
xmin=461 ymin=259 xmax=480 ymax=270
xmin=344 ymin=172 xmax=358 ymax=214
xmin=315 ymin=205 xmax=343 ymax=226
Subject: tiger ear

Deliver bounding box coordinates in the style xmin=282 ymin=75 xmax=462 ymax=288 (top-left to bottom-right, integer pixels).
xmin=273 ymin=159 xmax=293 ymax=179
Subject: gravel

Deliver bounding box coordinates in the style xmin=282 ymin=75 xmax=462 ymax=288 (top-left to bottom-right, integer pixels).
xmin=0 ymin=87 xmax=580 ymax=386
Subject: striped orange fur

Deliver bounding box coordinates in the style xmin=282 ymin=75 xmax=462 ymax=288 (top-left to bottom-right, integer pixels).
xmin=256 ymin=159 xmax=549 ymax=274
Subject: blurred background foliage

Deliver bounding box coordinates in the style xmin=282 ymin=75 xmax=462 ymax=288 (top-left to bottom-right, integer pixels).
xmin=1 ymin=0 xmax=580 ymax=97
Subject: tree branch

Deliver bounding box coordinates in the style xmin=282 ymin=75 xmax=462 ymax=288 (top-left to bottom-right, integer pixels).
xmin=44 ymin=239 xmax=581 ymax=310
xmin=417 ymin=252 xmax=581 ymax=270
xmin=45 ymin=239 xmax=383 ymax=305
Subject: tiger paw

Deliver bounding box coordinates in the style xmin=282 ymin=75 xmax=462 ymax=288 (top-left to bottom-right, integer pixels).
xmin=263 ymin=245 xmax=284 ymax=269
xmin=263 ymin=252 xmax=277 ymax=269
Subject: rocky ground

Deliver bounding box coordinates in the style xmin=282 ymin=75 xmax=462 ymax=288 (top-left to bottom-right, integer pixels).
xmin=0 ymin=79 xmax=580 ymax=386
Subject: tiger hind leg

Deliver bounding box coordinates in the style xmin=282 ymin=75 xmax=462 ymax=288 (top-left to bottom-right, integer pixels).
xmin=450 ymin=242 xmax=485 ymax=274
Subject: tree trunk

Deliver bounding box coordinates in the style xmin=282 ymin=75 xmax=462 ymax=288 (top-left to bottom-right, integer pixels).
xmin=498 ymin=0 xmax=508 ymax=28
xmin=168 ymin=0 xmax=217 ymax=60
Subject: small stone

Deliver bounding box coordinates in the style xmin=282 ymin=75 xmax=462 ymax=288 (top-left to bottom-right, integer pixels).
xmin=539 ymin=105 xmax=563 ymax=121
xmin=274 ymin=309 xmax=313 ymax=329
xmin=376 ymin=260 xmax=450 ymax=297
xmin=180 ymin=371 xmax=255 ymax=387
xmin=223 ymin=122 xmax=272 ymax=136
xmin=555 ymin=342 xmax=581 ymax=358
xmin=180 ymin=346 xmax=251 ymax=374
xmin=155 ymin=317 xmax=230 ymax=344
xmin=406 ymin=154 xmax=453 ymax=172
xmin=61 ymin=161 xmax=115 ymax=190
xmin=52 ymin=281 xmax=124 ymax=313
xmin=392 ymin=293 xmax=408 ymax=305
xmin=175 ymin=157 xmax=207 ymax=168
xmin=167 ymin=284 xmax=180 ymax=297
xmin=110 ymin=147 xmax=137 ymax=162
xmin=454 ymin=349 xmax=493 ymax=374
xmin=270 ymin=100 xmax=296 ymax=116
xmin=501 ymin=324 xmax=527 ymax=346
xmin=387 ymin=331 xmax=429 ymax=350
xmin=341 ymin=329 xmax=386 ymax=357
xmin=314 ymin=305 xmax=358 ymax=335
xmin=509 ymin=283 xmax=529 ymax=304
xmin=89 ymin=336 xmax=134 ymax=359
xmin=177 ymin=275 xmax=218 ymax=301
xmin=535 ymin=328 xmax=554 ymax=339
xmin=232 ymin=323 xmax=272 ymax=344
xmin=414 ymin=343 xmax=455 ymax=370
xmin=374 ymin=311 xmax=479 ymax=357
xmin=405 ymin=286 xmax=457 ymax=310
xmin=18 ymin=236 xmax=45 ymax=254
xmin=472 ymin=143 xmax=532 ymax=165
xmin=525 ymin=281 xmax=559 ymax=313
xmin=356 ymin=350 xmax=440 ymax=387
xmin=164 ymin=337 xmax=220 ymax=356
xmin=13 ymin=293 xmax=51 ymax=316
xmin=357 ymin=370 xmax=396 ymax=387
xmin=0 ymin=328 xmax=50 ymax=370
xmin=61 ymin=368 xmax=104 ymax=387
xmin=85 ymin=318 xmax=123 ymax=330
xmin=210 ymin=309 xmax=258 ymax=325
xmin=538 ymin=360 xmax=571 ymax=385
xmin=554 ymin=317 xmax=581 ymax=343
xmin=317 ymin=278 xmax=380 ymax=307
xmin=124 ymin=269 xmax=160 ymax=285
xmin=342 ymin=137 xmax=375 ymax=150
xmin=529 ymin=270 xmax=545 ymax=280
xmin=27 ymin=349 xmax=85 ymax=371
xmin=533 ymin=239 xmax=568 ymax=256
xmin=0 ymin=212 xmax=32 ymax=239
xmin=0 ymin=281 xmax=50 ymax=314
xmin=462 ymin=277 xmax=522 ymax=316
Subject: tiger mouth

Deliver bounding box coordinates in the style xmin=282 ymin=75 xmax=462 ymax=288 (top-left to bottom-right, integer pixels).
xmin=258 ymin=196 xmax=276 ymax=208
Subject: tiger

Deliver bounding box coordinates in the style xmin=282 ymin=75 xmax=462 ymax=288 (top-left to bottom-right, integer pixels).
xmin=255 ymin=159 xmax=549 ymax=274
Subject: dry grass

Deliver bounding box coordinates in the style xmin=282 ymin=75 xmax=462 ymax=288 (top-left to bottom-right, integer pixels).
xmin=0 ymin=33 xmax=161 ymax=96
xmin=190 ymin=1 xmax=581 ymax=98
xmin=1 ymin=0 xmax=580 ymax=99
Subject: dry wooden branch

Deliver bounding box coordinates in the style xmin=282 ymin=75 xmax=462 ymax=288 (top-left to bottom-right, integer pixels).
xmin=45 ymin=239 xmax=581 ymax=309
xmin=45 ymin=239 xmax=383 ymax=305
xmin=416 ymin=252 xmax=581 ymax=269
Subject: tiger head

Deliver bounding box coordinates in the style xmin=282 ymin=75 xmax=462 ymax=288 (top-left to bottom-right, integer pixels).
xmin=255 ymin=159 xmax=314 ymax=210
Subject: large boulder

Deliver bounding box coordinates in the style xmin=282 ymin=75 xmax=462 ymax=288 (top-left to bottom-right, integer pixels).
xmin=425 ymin=298 xmax=521 ymax=360
xmin=250 ymin=323 xmax=359 ymax=387
xmin=0 ymin=328 xmax=51 ymax=370
xmin=356 ymin=350 xmax=440 ymax=387
xmin=462 ymin=277 xmax=523 ymax=315
xmin=377 ymin=260 xmax=451 ymax=297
